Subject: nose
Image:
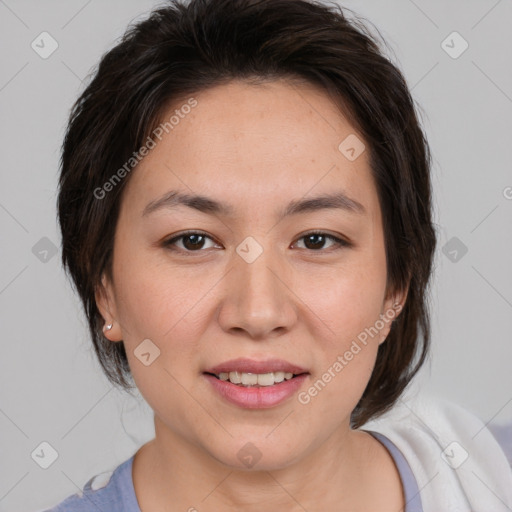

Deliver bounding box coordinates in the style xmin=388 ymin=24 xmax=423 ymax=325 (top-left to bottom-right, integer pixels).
xmin=216 ymin=245 xmax=298 ymax=340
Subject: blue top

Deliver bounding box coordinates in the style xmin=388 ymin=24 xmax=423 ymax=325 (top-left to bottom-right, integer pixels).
xmin=43 ymin=431 xmax=422 ymax=511
xmin=366 ymin=430 xmax=423 ymax=512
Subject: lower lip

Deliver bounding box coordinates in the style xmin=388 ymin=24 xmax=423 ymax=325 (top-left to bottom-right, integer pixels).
xmin=203 ymin=373 xmax=309 ymax=409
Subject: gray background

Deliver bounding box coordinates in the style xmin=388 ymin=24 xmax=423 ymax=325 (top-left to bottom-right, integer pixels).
xmin=0 ymin=0 xmax=511 ymax=510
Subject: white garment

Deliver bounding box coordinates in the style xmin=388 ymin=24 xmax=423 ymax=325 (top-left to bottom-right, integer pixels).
xmin=363 ymin=382 xmax=512 ymax=512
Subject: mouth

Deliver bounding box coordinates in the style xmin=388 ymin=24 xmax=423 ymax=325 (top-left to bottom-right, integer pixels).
xmin=202 ymin=358 xmax=310 ymax=408
xmin=203 ymin=357 xmax=309 ymax=387
xmin=204 ymin=371 xmax=306 ymax=387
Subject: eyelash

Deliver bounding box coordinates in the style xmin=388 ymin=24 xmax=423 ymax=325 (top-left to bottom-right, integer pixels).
xmin=162 ymin=230 xmax=351 ymax=255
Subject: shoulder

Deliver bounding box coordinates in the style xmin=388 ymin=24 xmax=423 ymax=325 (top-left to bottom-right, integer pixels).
xmin=363 ymin=384 xmax=512 ymax=512
xmin=41 ymin=455 xmax=137 ymax=512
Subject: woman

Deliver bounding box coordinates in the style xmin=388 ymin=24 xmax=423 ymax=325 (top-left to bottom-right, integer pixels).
xmin=46 ymin=0 xmax=512 ymax=510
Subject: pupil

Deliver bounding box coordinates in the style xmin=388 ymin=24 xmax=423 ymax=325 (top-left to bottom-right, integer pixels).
xmin=184 ymin=234 xmax=204 ymax=250
xmin=306 ymin=234 xmax=324 ymax=249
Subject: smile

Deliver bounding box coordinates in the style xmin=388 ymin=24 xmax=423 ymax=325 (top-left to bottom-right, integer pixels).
xmin=208 ymin=371 xmax=300 ymax=387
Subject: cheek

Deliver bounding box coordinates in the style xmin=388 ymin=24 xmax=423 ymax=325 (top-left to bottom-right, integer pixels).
xmin=112 ymin=259 xmax=207 ymax=414
xmin=299 ymin=271 xmax=385 ymax=416
xmin=304 ymin=260 xmax=388 ymax=343
xmin=297 ymin=256 xmax=387 ymax=402
xmin=111 ymin=242 xmax=211 ymax=363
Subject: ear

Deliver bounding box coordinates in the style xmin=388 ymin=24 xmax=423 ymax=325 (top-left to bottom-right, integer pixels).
xmin=378 ymin=283 xmax=409 ymax=345
xmin=95 ymin=273 xmax=123 ymax=342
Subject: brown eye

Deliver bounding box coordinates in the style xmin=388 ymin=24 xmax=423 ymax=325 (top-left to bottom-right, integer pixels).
xmin=163 ymin=232 xmax=218 ymax=252
xmin=294 ymin=232 xmax=350 ymax=251
xmin=163 ymin=230 xmax=350 ymax=255
xmin=303 ymin=233 xmax=327 ymax=250
xmin=180 ymin=234 xmax=207 ymax=250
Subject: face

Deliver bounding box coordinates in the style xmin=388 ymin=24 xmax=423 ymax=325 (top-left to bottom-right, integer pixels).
xmin=97 ymin=79 xmax=405 ymax=470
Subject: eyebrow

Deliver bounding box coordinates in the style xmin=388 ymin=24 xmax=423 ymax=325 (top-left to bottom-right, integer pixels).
xmin=142 ymin=190 xmax=366 ymax=218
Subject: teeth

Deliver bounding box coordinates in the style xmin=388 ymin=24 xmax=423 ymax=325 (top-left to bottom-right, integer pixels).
xmin=215 ymin=371 xmax=297 ymax=387
xmin=229 ymin=371 xmax=242 ymax=384
xmin=241 ymin=373 xmax=258 ymax=386
xmin=256 ymin=373 xmax=275 ymax=386
xmin=273 ymin=371 xmax=285 ymax=383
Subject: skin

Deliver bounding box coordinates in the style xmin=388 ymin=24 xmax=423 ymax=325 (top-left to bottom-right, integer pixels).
xmin=96 ymin=78 xmax=408 ymax=511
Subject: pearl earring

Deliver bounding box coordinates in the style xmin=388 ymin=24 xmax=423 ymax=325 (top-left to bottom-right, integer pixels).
xmin=103 ymin=323 xmax=113 ymax=332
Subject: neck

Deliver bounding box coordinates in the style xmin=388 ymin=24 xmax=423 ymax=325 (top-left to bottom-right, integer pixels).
xmin=132 ymin=415 xmax=403 ymax=511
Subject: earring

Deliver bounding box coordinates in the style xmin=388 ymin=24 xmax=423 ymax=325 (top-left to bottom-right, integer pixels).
xmin=103 ymin=322 xmax=113 ymax=332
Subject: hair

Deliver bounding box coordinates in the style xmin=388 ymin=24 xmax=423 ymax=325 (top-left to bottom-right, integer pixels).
xmin=58 ymin=0 xmax=437 ymax=429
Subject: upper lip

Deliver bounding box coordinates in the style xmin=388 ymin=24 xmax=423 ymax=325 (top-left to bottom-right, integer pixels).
xmin=205 ymin=358 xmax=309 ymax=375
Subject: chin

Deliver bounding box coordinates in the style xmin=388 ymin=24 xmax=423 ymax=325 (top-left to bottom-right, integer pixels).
xmin=204 ymin=433 xmax=307 ymax=472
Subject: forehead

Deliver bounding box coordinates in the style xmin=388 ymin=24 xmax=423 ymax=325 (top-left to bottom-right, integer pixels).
xmin=122 ymin=78 xmax=379 ymax=220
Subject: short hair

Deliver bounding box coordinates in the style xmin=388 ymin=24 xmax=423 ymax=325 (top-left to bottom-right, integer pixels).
xmin=58 ymin=0 xmax=437 ymax=429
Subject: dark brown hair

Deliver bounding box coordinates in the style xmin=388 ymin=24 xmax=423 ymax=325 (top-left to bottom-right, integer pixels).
xmin=58 ymin=0 xmax=437 ymax=429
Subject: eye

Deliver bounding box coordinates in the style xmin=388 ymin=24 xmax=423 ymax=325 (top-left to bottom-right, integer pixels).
xmin=162 ymin=230 xmax=351 ymax=254
xmin=163 ymin=231 xmax=220 ymax=252
xmin=292 ymin=231 xmax=350 ymax=251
